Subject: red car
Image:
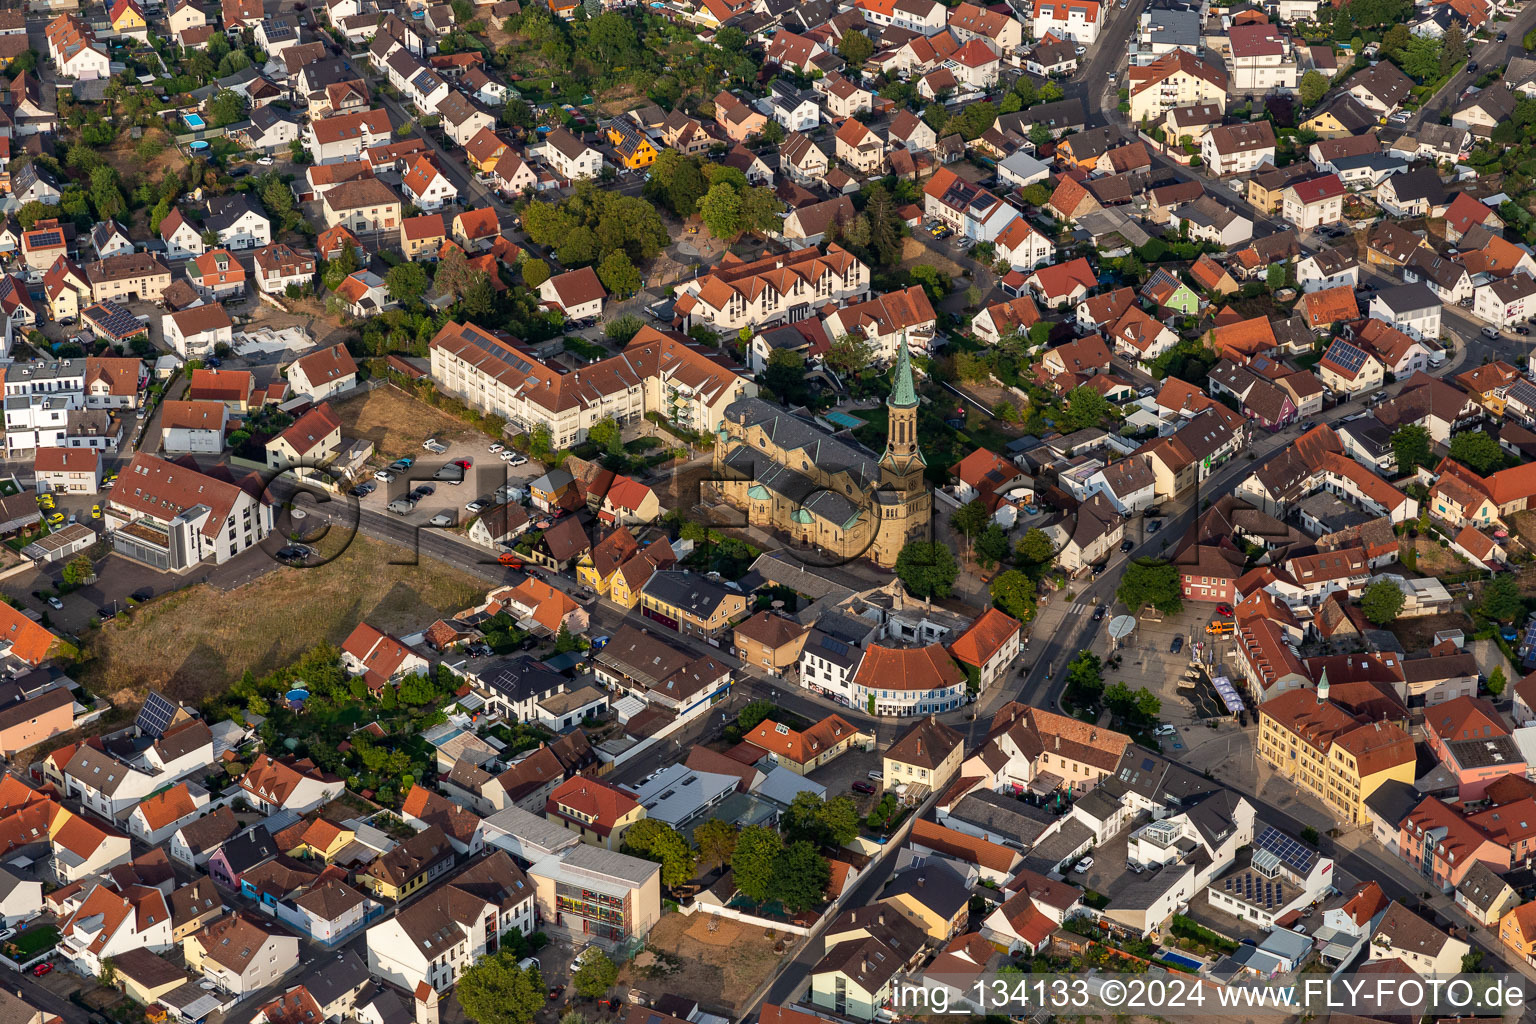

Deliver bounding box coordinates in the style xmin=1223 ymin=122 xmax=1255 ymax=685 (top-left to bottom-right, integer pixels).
xmin=851 ymin=781 xmax=876 ymax=794
xmin=1215 ymin=603 xmax=1234 ymax=617
xmin=32 ymin=963 xmax=52 ymax=977
xmin=454 ymin=459 xmax=472 ymax=469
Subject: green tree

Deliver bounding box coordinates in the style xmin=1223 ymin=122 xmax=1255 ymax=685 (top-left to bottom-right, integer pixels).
xmin=1017 ymin=528 xmax=1056 ymax=570
xmin=895 ymin=540 xmax=958 ymax=599
xmin=1488 ymin=665 xmax=1508 ymax=697
xmin=1397 ymin=35 xmax=1443 ymax=80
xmin=693 ymin=818 xmax=739 ymax=871
xmin=1060 ymin=386 xmax=1114 ymax=431
xmin=759 ymin=119 xmax=786 ymax=145
xmin=89 ymin=166 xmax=126 ymax=220
xmin=698 ymin=181 xmax=743 ymax=239
xmin=1135 ymin=688 xmax=1161 ymax=720
xmin=645 ymin=150 xmax=709 ymax=218
xmin=61 ymin=554 xmax=93 ymax=586
xmin=1266 ymin=263 xmax=1287 ymax=291
xmin=16 ymin=201 xmax=61 ymax=231
xmin=1117 ymin=560 xmax=1182 ymax=615
xmin=838 ymin=30 xmax=873 ymax=65
xmin=990 ymin=570 xmax=1037 ymax=623
xmin=768 ymin=840 xmax=831 ymax=912
xmin=908 ymin=264 xmax=950 ymax=304
xmin=1360 ymin=580 xmax=1405 ymax=625
xmin=1441 ymin=23 xmax=1467 ymax=76
xmin=1449 ymin=430 xmax=1504 ymax=474
xmin=1481 ymin=575 xmax=1524 ymax=623
xmin=620 ymin=819 xmax=697 ymax=887
xmin=587 ymin=416 xmax=623 ymax=456
xmin=826 ymin=333 xmax=874 ymax=378
xmin=975 ymin=524 xmax=1010 ymax=569
xmin=596 ymin=249 xmax=641 ymax=296
xmin=397 ymin=674 xmax=436 ymax=706
xmin=1064 ymin=650 xmax=1104 ymax=705
xmin=208 ymin=89 xmax=246 ymax=127
xmin=386 ymin=262 xmax=429 ymax=306
xmin=1298 ymin=70 xmax=1330 ymax=108
xmin=1391 ymin=425 xmax=1432 ymax=474
xmin=604 ymin=315 xmax=644 ymax=344
xmin=1381 ymin=23 xmax=1411 ymax=60
xmin=781 ymin=792 xmax=860 ymax=847
xmin=529 ymin=425 xmax=555 ymax=462
xmin=553 ymin=624 xmax=580 ymax=654
xmin=522 ymin=258 xmax=551 ymax=289
xmin=730 ymin=824 xmax=783 ymax=902
xmin=571 ymin=949 xmax=619 ymax=999
xmin=952 ymin=499 xmax=990 ymax=540
xmin=457 ymin=951 xmax=543 ymax=1024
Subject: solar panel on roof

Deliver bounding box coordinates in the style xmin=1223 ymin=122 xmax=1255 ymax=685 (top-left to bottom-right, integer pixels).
xmin=28 ymin=230 xmax=62 ymax=247
xmin=1325 ymin=339 xmax=1368 ymax=374
xmin=1256 ymin=826 xmax=1318 ymax=872
xmin=136 ymin=691 xmax=180 ymax=738
xmin=86 ymin=303 xmax=147 ymax=339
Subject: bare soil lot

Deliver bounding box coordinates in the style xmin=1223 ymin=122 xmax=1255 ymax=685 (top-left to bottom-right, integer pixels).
xmin=1387 ymin=610 xmax=1475 ymax=653
xmin=1408 ymin=535 xmax=1470 ymax=576
xmin=899 ymin=237 xmax=962 ymax=277
xmin=333 ymin=386 xmax=480 ymax=463
xmin=79 ymin=535 xmax=484 ymax=704
xmin=618 ymin=912 xmax=789 ymax=1015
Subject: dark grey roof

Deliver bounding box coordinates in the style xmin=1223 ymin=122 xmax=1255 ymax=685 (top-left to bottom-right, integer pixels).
xmin=218 ymin=825 xmax=277 ymax=874
xmin=882 ymin=859 xmax=969 ymax=920
xmin=356 ymin=983 xmax=412 ymax=1024
xmin=1184 ymin=789 xmax=1245 ymax=849
xmin=477 ymin=655 xmax=565 ymax=705
xmin=949 ymin=791 xmax=1055 ymax=847
xmin=206 ymin=194 xmax=266 ymax=233
xmin=1100 ymin=745 xmax=1216 ymax=808
xmin=249 ymin=104 xmax=298 ymax=133
xmin=1382 ymin=166 xmax=1447 ymax=206
xmin=1363 ymin=778 xmax=1421 ymax=825
xmin=723 ymin=397 xmax=882 ymax=491
xmin=1373 ymin=282 xmax=1439 ymax=314
xmin=1107 ymin=856 xmax=1201 ymax=910
xmin=1456 ymin=860 xmax=1513 ymax=913
xmin=640 ymin=570 xmax=741 ymax=619
xmin=296 ymin=950 xmax=370 ymax=1006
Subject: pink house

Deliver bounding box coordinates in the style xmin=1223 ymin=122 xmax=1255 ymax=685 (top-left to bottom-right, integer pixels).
xmin=1424 ymin=695 xmax=1525 ymax=800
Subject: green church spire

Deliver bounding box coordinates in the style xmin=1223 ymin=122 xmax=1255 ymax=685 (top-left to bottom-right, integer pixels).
xmin=888 ymin=335 xmax=918 ymax=409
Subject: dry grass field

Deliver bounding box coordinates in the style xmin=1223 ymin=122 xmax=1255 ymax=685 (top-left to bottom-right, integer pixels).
xmin=333 ymin=387 xmax=478 ymax=462
xmin=79 ymin=535 xmax=483 ymax=704
xmin=619 ymin=912 xmax=789 ymax=1015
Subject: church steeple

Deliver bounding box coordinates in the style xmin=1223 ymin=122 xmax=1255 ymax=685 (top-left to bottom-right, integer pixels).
xmin=881 ymin=335 xmax=924 ymax=489
xmin=889 ymin=334 xmax=919 ymax=410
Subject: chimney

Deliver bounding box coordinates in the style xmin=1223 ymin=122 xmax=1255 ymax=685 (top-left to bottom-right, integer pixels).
xmin=918 ymin=875 xmax=926 ymax=888
xmin=1056 ymin=735 xmax=1061 ymax=750
xmin=878 ymin=910 xmax=885 ymax=926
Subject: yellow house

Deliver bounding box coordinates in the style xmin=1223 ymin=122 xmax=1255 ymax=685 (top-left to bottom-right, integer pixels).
xmin=168 ymin=876 xmax=225 ymax=942
xmin=44 ymin=259 xmax=91 ymax=323
xmin=545 ymin=776 xmax=645 ymax=850
xmin=607 ymin=540 xmax=674 ymax=609
xmin=607 ymin=120 xmax=658 ymax=170
xmin=1257 ymin=688 xmax=1415 ymax=825
xmin=881 ymin=716 xmax=963 ymax=798
xmin=878 ymin=861 xmax=970 ymax=942
xmin=277 ymin=817 xmax=355 ymax=864
xmin=576 ymin=526 xmax=640 ymax=597
xmin=110 ymin=0 xmax=147 ymax=33
xmin=357 ymin=826 xmax=455 ymax=901
xmin=464 ymin=127 xmax=509 ymax=174
xmin=639 ymin=569 xmax=748 ymax=640
xmin=167 ymin=0 xmax=209 ymax=37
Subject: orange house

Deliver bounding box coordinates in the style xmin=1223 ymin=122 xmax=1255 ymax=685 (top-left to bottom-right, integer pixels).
xmin=1500 ymin=901 xmax=1536 ymax=964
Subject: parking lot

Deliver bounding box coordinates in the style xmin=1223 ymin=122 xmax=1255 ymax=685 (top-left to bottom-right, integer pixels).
xmin=344 ymin=432 xmax=548 ymax=534
xmin=1094 ymin=599 xmax=1240 ymax=734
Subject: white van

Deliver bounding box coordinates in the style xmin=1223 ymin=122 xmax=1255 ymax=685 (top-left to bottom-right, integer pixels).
xmin=867 ymin=770 xmax=884 ymax=782
xmin=517 ymin=957 xmax=540 ymax=972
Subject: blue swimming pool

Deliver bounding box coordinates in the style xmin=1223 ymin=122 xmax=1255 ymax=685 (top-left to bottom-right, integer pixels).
xmin=1157 ymin=951 xmax=1202 ymax=971
xmin=184 ymin=112 xmax=206 ymax=129
xmin=824 ymin=411 xmax=863 ymax=429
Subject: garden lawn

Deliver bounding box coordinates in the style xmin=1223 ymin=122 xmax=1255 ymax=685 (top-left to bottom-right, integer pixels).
xmin=80 ymin=536 xmax=485 ymax=704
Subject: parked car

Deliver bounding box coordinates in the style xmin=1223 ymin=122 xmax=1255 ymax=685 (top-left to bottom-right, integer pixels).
xmin=1071 ymin=856 xmax=1093 ymax=874
xmin=489 ymin=443 xmax=505 ymax=453
xmin=428 ymin=512 xmax=456 ymax=527
xmin=1092 ymin=606 xmax=1106 ymax=621
xmin=131 ymin=588 xmax=153 ymax=602
xmin=351 ymin=482 xmax=376 ymax=498
xmin=1483 ymin=326 xmax=1501 ymax=339
xmin=388 ymin=498 xmax=416 ymax=515
xmin=466 ymin=499 xmax=489 ymax=513
xmin=91 ymin=505 xmax=102 ymax=519
xmin=411 ymin=484 xmax=436 ymax=498
xmin=422 ymin=439 xmax=448 ymax=454
xmin=851 ymin=780 xmax=876 ymax=794
xmin=374 ymin=469 xmax=395 ymax=483
xmin=46 ymin=596 xmax=63 ymax=610
xmin=1215 ymin=603 xmax=1234 ymax=617
xmin=1154 ymin=724 xmax=1176 ymax=737
xmin=1120 ymin=538 xmax=1134 ymax=552
xmin=1170 ymin=636 xmax=1184 ymax=654
xmin=1148 ymin=519 xmax=1161 ymax=533
xmin=498 ymin=552 xmax=524 ymax=568
xmin=32 ymin=963 xmax=52 ymax=977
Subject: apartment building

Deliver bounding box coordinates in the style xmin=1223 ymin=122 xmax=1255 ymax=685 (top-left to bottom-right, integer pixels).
xmin=674 ymin=245 xmax=870 ymax=333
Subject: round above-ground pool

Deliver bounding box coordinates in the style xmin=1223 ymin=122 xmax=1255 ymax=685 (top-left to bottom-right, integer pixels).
xmin=189 ymin=140 xmax=210 ymax=152
xmin=285 ymin=688 xmax=309 ymax=704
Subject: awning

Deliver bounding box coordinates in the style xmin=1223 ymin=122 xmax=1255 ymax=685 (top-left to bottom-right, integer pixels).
xmin=1028 ymin=771 xmax=1064 ymax=796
